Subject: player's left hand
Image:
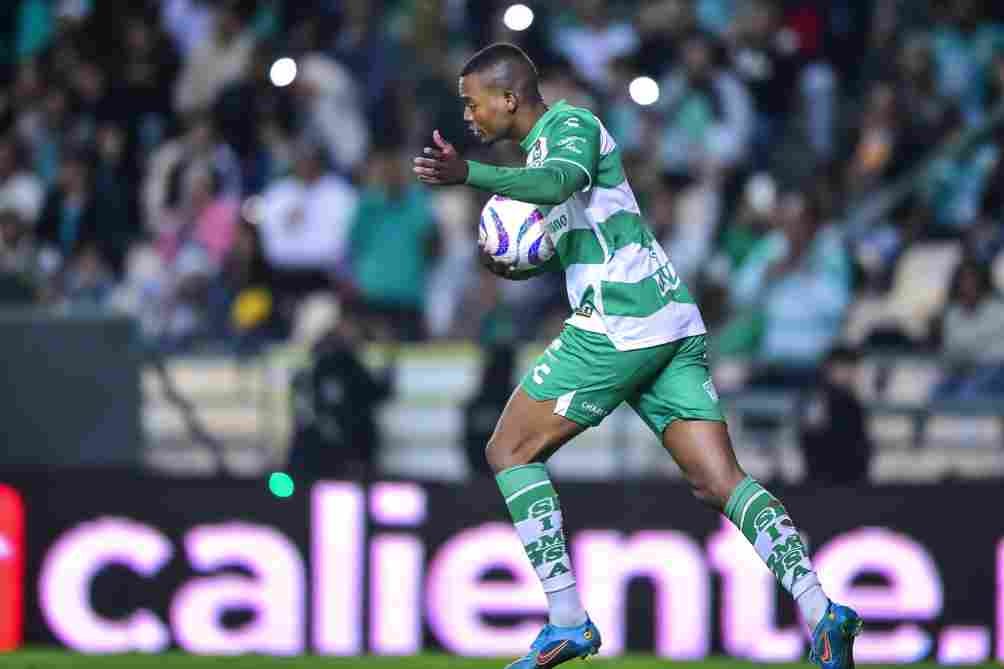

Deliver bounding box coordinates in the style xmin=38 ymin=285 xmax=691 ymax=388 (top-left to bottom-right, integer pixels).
xmin=413 ymin=130 xmax=469 ymax=186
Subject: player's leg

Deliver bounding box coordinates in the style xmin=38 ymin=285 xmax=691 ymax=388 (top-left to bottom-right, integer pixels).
xmin=487 ymin=389 xmax=599 ymax=668
xmin=491 ymin=327 xmax=672 ymax=668
xmin=484 ymin=386 xmax=584 ymax=472
xmin=661 ymin=420 xmax=861 ymax=668
xmin=630 ymin=335 xmax=861 ymax=668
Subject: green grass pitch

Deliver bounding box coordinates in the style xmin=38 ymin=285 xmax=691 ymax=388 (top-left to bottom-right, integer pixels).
xmin=0 ymin=652 xmax=994 ymax=669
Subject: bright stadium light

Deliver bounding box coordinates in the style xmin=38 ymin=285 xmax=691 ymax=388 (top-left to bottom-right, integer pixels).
xmin=270 ymin=57 xmax=298 ymax=87
xmin=629 ymin=76 xmax=660 ymax=106
xmin=503 ymin=4 xmax=534 ymax=31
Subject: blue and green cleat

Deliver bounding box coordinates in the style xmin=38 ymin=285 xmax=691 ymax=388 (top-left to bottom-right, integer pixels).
xmin=810 ymin=602 xmax=863 ymax=669
xmin=504 ymin=618 xmax=602 ymax=669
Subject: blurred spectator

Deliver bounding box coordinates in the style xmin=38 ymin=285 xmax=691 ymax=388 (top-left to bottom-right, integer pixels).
xmin=658 ymin=32 xmax=754 ymax=178
xmin=155 ymin=164 xmax=238 ymax=269
xmin=726 ymin=0 xmax=803 ymax=168
xmin=550 ymin=0 xmax=639 ymax=94
xmin=919 ymin=131 xmax=997 ymax=231
xmin=36 ymin=149 xmax=100 ymax=269
xmin=289 ymin=51 xmax=370 ymax=178
xmin=111 ymin=13 xmax=180 ymax=162
xmin=853 ymin=195 xmax=926 ymax=295
xmin=703 ymin=172 xmax=776 ymax=298
xmin=93 ymin=123 xmax=139 ymax=273
xmin=208 ymin=219 xmax=283 ymax=353
xmin=258 ymin=141 xmax=357 ymax=298
xmin=632 ymin=0 xmax=699 ymax=76
xmin=17 ymin=83 xmax=73 ymax=188
xmin=0 ymin=208 xmax=37 ymax=304
xmin=60 ymin=241 xmax=114 ymax=312
xmin=656 ymin=32 xmax=754 ymax=278
xmin=896 ymin=34 xmax=958 ymax=144
xmin=931 ymin=258 xmax=1004 ymax=399
xmin=930 ymin=0 xmax=1004 ymax=125
xmin=286 ymin=301 xmax=396 ymax=480
xmin=727 ymin=189 xmax=852 ymax=384
xmin=161 ymin=0 xmax=213 ymax=58
xmin=844 ymin=81 xmax=911 ymax=199
xmin=348 ymin=151 xmax=440 ymax=342
xmin=144 ymin=113 xmax=241 ymax=232
xmin=213 ymin=42 xmax=296 ymax=190
xmin=174 ymin=0 xmax=256 ymax=116
xmin=0 ymin=135 xmax=44 ymax=227
xmin=329 ymin=0 xmax=400 ymax=116
xmin=798 ymin=345 xmax=873 ymax=486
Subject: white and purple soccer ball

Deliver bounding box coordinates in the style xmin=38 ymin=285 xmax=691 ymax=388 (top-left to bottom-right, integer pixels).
xmin=478 ymin=195 xmax=556 ymax=271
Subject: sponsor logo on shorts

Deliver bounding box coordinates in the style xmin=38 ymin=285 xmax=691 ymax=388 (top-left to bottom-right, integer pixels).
xmin=579 ymin=401 xmax=606 ymax=416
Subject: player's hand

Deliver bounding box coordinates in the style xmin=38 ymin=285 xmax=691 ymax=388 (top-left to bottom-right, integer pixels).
xmin=413 ymin=130 xmax=469 ymax=186
xmin=478 ymin=249 xmax=529 ymax=281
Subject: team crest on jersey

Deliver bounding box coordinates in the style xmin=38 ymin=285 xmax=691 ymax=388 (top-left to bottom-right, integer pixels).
xmin=527 ymin=138 xmax=548 ymax=167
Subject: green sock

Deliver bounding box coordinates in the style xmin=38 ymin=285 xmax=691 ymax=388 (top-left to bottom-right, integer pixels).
xmin=725 ymin=476 xmax=829 ymax=627
xmin=496 ymin=463 xmax=578 ymax=595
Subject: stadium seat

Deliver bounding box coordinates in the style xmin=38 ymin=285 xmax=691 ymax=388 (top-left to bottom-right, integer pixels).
xmin=843 ymin=242 xmax=962 ymax=343
xmin=884 ymin=362 xmax=941 ymax=405
xmin=922 ymin=416 xmax=1002 ymax=447
xmin=867 ymin=415 xmax=914 ymax=449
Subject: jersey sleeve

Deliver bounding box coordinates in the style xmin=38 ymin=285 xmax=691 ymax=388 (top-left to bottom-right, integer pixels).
xmin=541 ymin=111 xmax=601 ymax=191
xmin=465 ymin=159 xmax=588 ymax=205
xmin=464 ymin=110 xmax=602 ymax=206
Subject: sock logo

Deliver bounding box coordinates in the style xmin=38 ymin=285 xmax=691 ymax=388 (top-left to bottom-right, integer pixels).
xmin=0 ymin=485 xmax=24 ymax=651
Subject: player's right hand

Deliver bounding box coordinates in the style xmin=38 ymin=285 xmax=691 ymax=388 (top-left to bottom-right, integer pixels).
xmin=478 ymin=249 xmax=527 ymax=280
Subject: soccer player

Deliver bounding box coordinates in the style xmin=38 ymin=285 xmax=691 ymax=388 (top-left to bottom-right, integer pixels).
xmin=413 ymin=42 xmax=861 ymax=669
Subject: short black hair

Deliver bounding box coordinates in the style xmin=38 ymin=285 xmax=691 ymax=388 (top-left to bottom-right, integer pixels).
xmin=461 ymin=43 xmax=541 ymax=101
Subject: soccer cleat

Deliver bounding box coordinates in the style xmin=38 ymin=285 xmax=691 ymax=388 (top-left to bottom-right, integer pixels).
xmin=810 ymin=602 xmax=863 ymax=669
xmin=504 ymin=618 xmax=602 ymax=669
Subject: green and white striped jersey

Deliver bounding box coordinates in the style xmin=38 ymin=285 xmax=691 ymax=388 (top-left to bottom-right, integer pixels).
xmin=523 ymin=100 xmax=706 ymax=351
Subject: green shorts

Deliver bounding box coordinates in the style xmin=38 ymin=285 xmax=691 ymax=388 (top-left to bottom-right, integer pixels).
xmin=520 ymin=325 xmax=724 ymax=436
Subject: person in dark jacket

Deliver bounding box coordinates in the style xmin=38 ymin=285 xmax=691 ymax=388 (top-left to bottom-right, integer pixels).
xmin=798 ymin=345 xmax=873 ymax=486
xmin=286 ymin=300 xmax=396 ymax=480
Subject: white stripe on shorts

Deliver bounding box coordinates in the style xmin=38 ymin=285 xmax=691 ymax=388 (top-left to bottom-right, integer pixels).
xmin=554 ymin=390 xmax=576 ymax=417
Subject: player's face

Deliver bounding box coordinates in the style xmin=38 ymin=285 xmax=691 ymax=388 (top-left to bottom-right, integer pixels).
xmin=459 ymin=73 xmax=510 ymax=144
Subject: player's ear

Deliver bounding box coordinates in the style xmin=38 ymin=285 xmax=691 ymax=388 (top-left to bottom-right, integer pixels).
xmin=503 ymin=90 xmax=519 ymax=113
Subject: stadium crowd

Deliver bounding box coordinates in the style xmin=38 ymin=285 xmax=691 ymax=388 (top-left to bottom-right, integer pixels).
xmin=0 ymin=0 xmax=1003 ymax=405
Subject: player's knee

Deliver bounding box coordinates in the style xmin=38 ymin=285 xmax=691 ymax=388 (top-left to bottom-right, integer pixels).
xmin=687 ymin=470 xmax=741 ymax=511
xmin=485 ymin=434 xmax=542 ymax=473
xmin=485 ymin=436 xmax=517 ymax=472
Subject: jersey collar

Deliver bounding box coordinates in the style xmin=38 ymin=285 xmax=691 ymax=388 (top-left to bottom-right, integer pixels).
xmin=519 ymin=99 xmax=570 ymax=152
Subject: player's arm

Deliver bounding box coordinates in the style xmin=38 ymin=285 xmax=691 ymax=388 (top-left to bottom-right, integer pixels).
xmin=414 ymin=116 xmax=600 ymax=206
xmin=464 ymin=160 xmax=587 ymax=206
xmin=470 ymin=112 xmax=602 ymax=205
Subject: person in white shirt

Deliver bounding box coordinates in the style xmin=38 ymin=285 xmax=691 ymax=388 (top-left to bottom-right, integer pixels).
xmin=258 ymin=141 xmax=358 ymax=297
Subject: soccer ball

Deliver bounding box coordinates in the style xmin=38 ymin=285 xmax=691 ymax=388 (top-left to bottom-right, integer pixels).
xmin=478 ymin=195 xmax=557 ymax=271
